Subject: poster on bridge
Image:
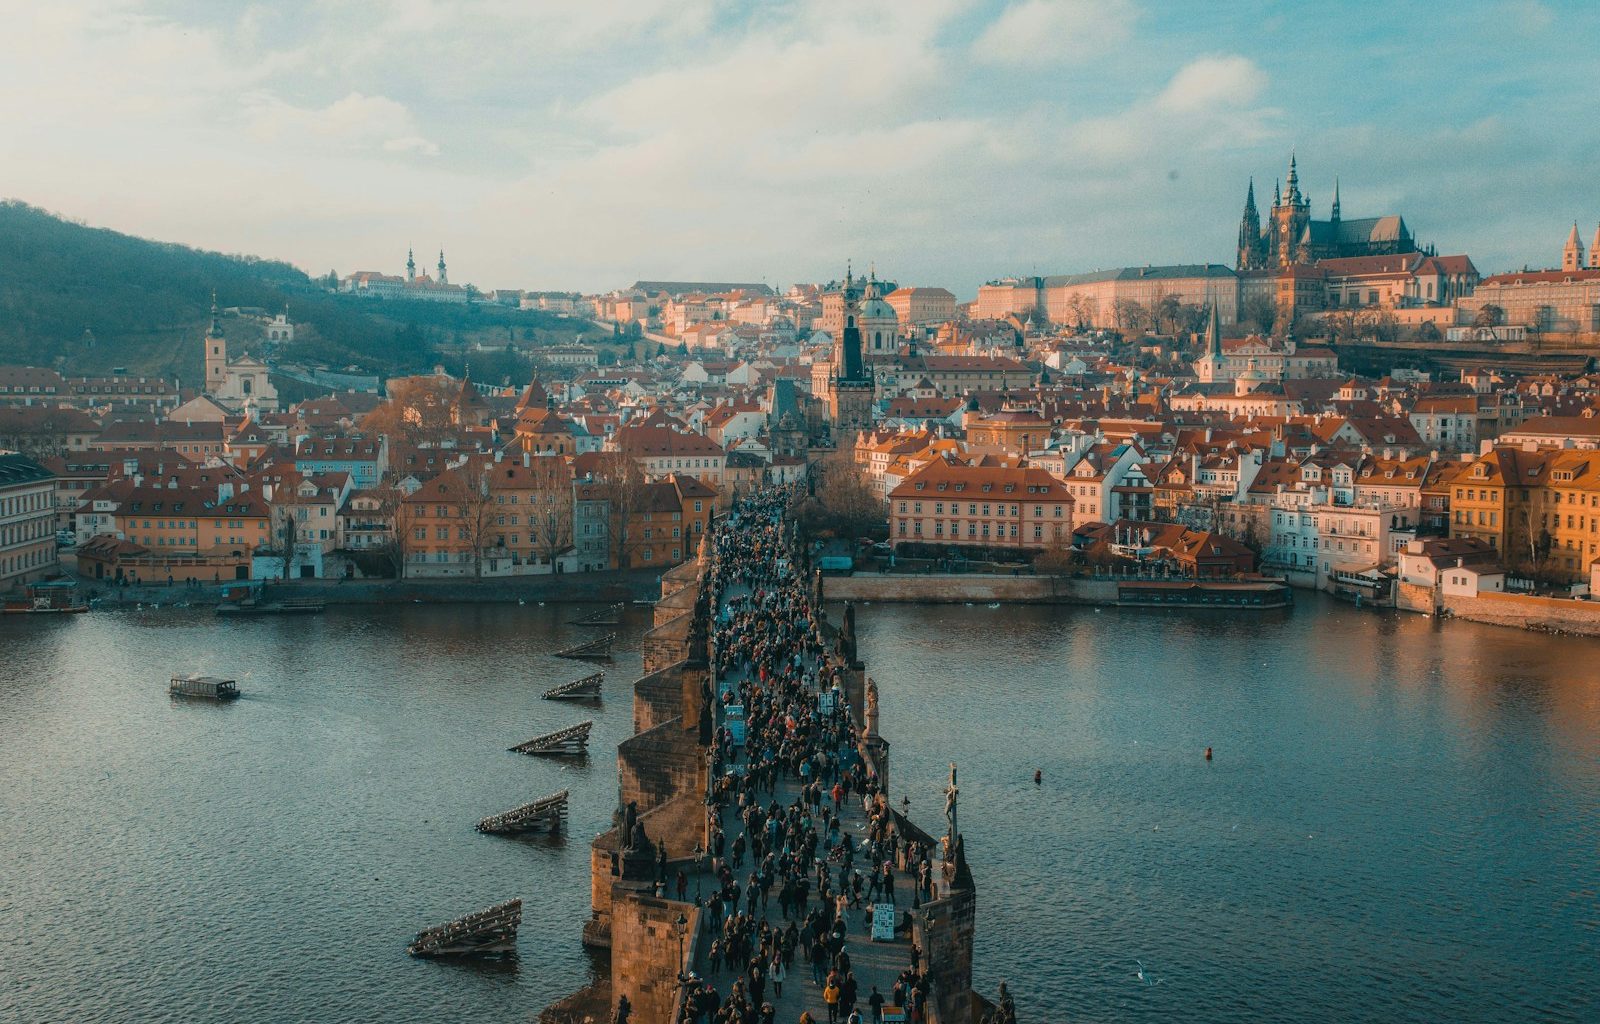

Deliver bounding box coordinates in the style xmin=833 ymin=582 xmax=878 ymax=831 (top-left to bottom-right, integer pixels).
xmin=725 ymin=704 xmax=746 ymax=745
xmin=871 ymin=902 xmax=896 ymax=942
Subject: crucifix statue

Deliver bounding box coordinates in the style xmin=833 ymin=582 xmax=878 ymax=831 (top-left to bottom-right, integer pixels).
xmin=943 ymin=762 xmax=959 ymax=841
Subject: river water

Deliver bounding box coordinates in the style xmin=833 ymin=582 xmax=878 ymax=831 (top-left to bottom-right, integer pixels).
xmin=1 ymin=597 xmax=1595 ymax=1022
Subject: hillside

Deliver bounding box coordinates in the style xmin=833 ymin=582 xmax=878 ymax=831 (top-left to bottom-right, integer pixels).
xmin=0 ymin=201 xmax=592 ymax=384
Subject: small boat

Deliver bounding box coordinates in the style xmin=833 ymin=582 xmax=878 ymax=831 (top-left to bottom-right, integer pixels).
xmin=170 ymin=674 xmax=240 ymax=700
xmin=554 ymin=633 xmax=614 ymax=660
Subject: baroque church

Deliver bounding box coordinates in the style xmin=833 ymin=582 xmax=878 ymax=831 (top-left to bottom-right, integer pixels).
xmin=1236 ymin=154 xmax=1417 ymax=270
xmin=202 ymin=296 xmax=279 ymax=413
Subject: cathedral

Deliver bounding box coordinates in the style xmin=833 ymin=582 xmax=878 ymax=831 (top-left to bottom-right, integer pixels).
xmin=1236 ymin=154 xmax=1416 ymax=270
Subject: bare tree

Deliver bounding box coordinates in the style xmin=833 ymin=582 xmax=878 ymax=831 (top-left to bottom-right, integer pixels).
xmin=446 ymin=458 xmax=498 ymax=578
xmin=377 ymin=481 xmax=417 ymax=579
xmin=592 ymin=451 xmax=648 ymax=569
xmin=360 ymin=376 xmax=461 ymax=445
xmin=528 ymin=461 xmax=575 ymax=569
xmin=1473 ymin=303 xmax=1504 ymax=328
xmin=799 ymin=452 xmax=883 ymax=541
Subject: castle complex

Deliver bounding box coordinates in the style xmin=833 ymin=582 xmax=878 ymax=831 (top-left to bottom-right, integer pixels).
xmin=1236 ymin=153 xmax=1417 ymax=270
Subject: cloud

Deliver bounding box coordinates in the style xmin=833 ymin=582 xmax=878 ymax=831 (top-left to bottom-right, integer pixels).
xmin=1155 ymin=55 xmax=1268 ymax=113
xmin=241 ymin=91 xmax=440 ymax=157
xmin=972 ymin=0 xmax=1138 ymax=65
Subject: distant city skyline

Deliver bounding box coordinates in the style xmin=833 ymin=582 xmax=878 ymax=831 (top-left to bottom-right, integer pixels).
xmin=3 ymin=1 xmax=1596 ymax=296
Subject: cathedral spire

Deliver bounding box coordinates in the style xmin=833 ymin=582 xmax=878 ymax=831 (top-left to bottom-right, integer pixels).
xmin=406 ymin=246 xmax=416 ymax=281
xmin=437 ymin=249 xmax=447 ymax=285
xmin=1286 ymin=151 xmax=1301 ymax=204
xmin=1273 ymin=179 xmax=1281 ymax=207
xmin=1237 ymin=178 xmax=1262 ymax=270
xmin=1331 ymin=177 xmax=1341 ymax=222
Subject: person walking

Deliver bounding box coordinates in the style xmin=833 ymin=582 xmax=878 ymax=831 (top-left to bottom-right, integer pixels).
xmin=770 ymin=954 xmax=786 ymax=999
xmin=823 ymin=974 xmax=842 ymax=1024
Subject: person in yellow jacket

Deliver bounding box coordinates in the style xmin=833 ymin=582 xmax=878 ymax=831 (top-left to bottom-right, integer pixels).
xmin=823 ymin=976 xmax=842 ymax=1024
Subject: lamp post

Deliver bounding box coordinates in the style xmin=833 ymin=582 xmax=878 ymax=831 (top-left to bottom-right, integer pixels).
xmin=692 ymin=842 xmax=705 ymax=902
xmin=675 ymin=911 xmax=689 ymax=981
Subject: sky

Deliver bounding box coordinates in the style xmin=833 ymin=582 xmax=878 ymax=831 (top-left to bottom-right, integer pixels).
xmin=2 ymin=0 xmax=1597 ymax=299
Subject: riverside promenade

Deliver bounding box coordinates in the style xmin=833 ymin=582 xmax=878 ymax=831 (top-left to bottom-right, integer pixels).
xmin=542 ymin=488 xmax=1011 ymax=1024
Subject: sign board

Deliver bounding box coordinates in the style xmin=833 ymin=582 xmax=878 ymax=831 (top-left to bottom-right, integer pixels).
xmin=725 ymin=705 xmax=746 ymax=745
xmin=882 ymin=1008 xmax=906 ymax=1023
xmin=819 ymin=690 xmax=836 ymax=716
xmin=871 ymin=903 xmax=896 ymax=942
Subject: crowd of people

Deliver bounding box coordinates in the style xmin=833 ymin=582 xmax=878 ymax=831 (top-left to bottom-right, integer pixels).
xmin=668 ymin=488 xmax=939 ymax=1024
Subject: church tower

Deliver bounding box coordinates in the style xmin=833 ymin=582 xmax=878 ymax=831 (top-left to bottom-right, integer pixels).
xmin=1590 ymin=224 xmax=1600 ymax=269
xmin=829 ymin=264 xmax=876 ymax=438
xmin=1330 ymin=178 xmax=1341 ymax=223
xmin=406 ymin=247 xmax=416 ymax=281
xmin=204 ymin=292 xmax=228 ymax=395
xmin=437 ymin=249 xmax=448 ymax=285
xmin=858 ymin=266 xmax=900 ymax=365
xmin=1194 ymin=297 xmax=1225 ymax=384
xmin=1271 ymin=153 xmax=1311 ymax=267
xmin=1236 ymin=178 xmax=1263 ymax=270
xmin=1563 ymin=223 xmax=1584 ymax=272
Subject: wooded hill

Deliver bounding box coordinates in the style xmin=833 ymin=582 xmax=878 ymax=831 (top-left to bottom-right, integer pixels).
xmin=0 ymin=200 xmax=587 ymax=384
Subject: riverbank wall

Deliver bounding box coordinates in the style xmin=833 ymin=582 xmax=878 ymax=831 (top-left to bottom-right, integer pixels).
xmin=78 ymin=569 xmax=661 ymax=609
xmin=824 ymin=573 xmax=1118 ymax=604
xmin=1442 ymin=590 xmax=1600 ymax=636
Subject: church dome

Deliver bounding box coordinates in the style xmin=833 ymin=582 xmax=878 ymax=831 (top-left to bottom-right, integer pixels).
xmin=860 ymin=296 xmax=896 ymax=321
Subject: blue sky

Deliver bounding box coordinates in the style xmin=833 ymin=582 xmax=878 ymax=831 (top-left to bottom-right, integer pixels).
xmin=2 ymin=0 xmax=1595 ymax=298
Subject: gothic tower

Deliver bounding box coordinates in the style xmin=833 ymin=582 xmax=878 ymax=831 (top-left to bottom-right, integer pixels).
xmin=204 ymin=292 xmax=228 ymax=395
xmin=1236 ymin=178 xmax=1263 ymax=270
xmin=1271 ymin=153 xmax=1311 ymax=267
xmin=1330 ymin=178 xmax=1341 ymax=223
xmin=1590 ymin=224 xmax=1600 ymax=270
xmin=830 ymin=264 xmax=875 ymax=438
xmin=1563 ymin=223 xmax=1584 ymax=272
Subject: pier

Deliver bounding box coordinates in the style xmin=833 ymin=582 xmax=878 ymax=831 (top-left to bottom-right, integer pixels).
xmin=542 ymin=488 xmax=1002 ymax=1024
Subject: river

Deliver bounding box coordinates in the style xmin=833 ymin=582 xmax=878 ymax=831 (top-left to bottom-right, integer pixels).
xmin=1 ymin=597 xmax=1595 ymax=1022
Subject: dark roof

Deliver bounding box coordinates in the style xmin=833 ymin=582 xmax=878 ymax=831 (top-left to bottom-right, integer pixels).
xmin=1307 ymin=215 xmax=1411 ymax=247
xmin=630 ymin=281 xmax=774 ymax=297
xmin=0 ymin=453 xmax=52 ymax=485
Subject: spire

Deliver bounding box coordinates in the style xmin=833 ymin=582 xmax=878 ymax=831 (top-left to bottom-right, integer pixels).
xmin=1564 ymin=222 xmax=1585 ymax=272
xmin=207 ymin=290 xmax=224 ymax=338
xmin=406 ymin=246 xmax=416 ymax=280
xmin=1590 ymin=223 xmax=1600 ymax=269
xmin=1286 ymin=151 xmax=1300 ymax=202
xmin=1238 ymin=177 xmax=1263 ymax=270
xmin=1273 ymin=179 xmax=1281 ymax=206
xmin=1331 ymin=177 xmax=1341 ymax=222
xmin=845 ymin=259 xmax=853 ymax=288
xmin=1205 ymin=294 xmax=1222 ymax=357
xmin=437 ymin=248 xmax=447 ymax=285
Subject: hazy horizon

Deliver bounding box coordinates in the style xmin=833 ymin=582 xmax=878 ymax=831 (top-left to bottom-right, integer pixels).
xmin=4 ymin=1 xmax=1596 ymax=296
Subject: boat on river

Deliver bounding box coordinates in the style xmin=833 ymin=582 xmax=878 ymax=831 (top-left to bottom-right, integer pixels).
xmin=169 ymin=674 xmax=240 ymax=700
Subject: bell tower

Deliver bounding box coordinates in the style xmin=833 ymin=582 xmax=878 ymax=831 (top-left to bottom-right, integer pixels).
xmin=204 ymin=292 xmax=228 ymax=395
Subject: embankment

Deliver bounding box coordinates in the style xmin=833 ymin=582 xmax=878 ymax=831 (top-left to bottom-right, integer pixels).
xmin=824 ymin=573 xmax=1119 ymax=604
xmin=1443 ymin=591 xmax=1600 ymax=636
xmin=80 ymin=569 xmax=662 ymax=608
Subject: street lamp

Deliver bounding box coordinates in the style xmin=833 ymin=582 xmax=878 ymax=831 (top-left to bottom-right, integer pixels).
xmin=692 ymin=842 xmax=705 ymax=902
xmin=675 ymin=912 xmax=689 ymax=980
